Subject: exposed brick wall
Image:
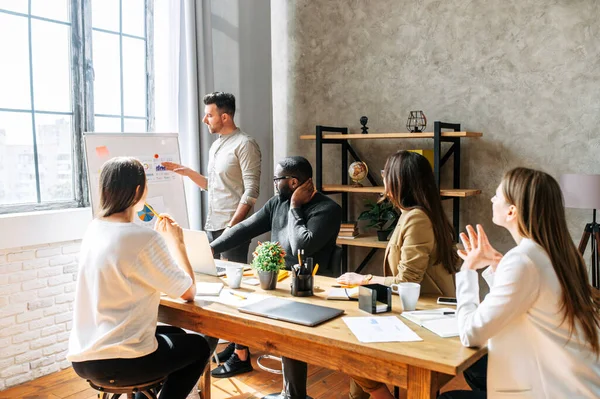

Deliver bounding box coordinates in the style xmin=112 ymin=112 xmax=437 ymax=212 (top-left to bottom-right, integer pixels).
xmin=0 ymin=240 xmax=80 ymax=391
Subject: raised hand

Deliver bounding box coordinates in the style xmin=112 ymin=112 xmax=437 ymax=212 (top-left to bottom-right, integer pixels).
xmin=290 ymin=178 xmax=317 ymax=208
xmin=458 ymin=224 xmax=503 ymax=272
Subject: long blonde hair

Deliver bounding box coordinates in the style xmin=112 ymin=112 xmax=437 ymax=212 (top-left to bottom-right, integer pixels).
xmin=502 ymin=167 xmax=600 ymax=355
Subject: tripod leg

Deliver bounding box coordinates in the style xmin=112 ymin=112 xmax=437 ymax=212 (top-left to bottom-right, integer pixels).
xmin=579 ymin=230 xmax=591 ymax=255
xmin=592 ymin=230 xmax=600 ymax=289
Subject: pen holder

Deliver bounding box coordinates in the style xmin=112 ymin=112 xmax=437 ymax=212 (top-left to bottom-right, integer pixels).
xmin=291 ymin=274 xmax=314 ymax=297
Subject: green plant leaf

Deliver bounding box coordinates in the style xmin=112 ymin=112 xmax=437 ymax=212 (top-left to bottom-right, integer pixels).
xmin=251 ymin=241 xmax=285 ymax=272
xmin=358 ymin=198 xmax=399 ymax=231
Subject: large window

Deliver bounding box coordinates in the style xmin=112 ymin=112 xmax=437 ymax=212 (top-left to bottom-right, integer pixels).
xmin=0 ymin=0 xmax=154 ymax=214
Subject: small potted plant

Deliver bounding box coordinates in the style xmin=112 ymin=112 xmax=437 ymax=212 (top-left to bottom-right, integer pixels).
xmin=358 ymin=199 xmax=399 ymax=241
xmin=251 ymin=241 xmax=286 ymax=290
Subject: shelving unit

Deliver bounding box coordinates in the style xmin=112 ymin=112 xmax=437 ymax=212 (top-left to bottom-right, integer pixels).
xmin=301 ymin=121 xmax=482 ymax=273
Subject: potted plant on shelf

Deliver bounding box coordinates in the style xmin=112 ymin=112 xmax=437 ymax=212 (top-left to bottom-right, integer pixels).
xmin=358 ymin=199 xmax=399 ymax=241
xmin=251 ymin=241 xmax=286 ymax=290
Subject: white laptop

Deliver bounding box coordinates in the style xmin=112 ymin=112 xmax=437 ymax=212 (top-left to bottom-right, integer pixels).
xmin=182 ymin=229 xmax=250 ymax=276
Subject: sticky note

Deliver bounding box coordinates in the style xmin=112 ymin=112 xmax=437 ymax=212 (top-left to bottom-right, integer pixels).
xmin=96 ymin=146 xmax=110 ymax=158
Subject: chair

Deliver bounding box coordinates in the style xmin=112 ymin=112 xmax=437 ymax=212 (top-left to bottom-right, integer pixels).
xmin=330 ymin=245 xmax=343 ymax=276
xmin=86 ymin=377 xmax=166 ymax=399
xmin=257 ymin=246 xmax=343 ymax=399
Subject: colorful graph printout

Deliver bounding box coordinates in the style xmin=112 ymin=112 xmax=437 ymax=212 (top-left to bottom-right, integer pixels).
xmin=139 ymin=154 xmax=177 ymax=183
xmin=137 ymin=204 xmax=155 ymax=222
xmin=134 ymin=196 xmax=165 ymax=227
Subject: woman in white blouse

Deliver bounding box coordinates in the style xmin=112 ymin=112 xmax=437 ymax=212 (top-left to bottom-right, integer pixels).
xmin=440 ymin=167 xmax=600 ymax=399
xmin=67 ymin=157 xmax=210 ymax=399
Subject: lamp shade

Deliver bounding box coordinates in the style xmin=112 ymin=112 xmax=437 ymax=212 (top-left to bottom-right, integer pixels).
xmin=559 ymin=174 xmax=600 ymax=210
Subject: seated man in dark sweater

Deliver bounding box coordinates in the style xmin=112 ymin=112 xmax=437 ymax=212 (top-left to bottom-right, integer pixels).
xmin=210 ymin=156 xmax=342 ymax=398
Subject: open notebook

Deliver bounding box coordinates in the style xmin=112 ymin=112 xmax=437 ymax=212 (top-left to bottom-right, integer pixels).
xmin=326 ymin=286 xmax=360 ymax=300
xmin=400 ymin=308 xmax=459 ymax=338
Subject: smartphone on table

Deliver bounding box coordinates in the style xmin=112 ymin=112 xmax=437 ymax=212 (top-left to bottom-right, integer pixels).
xmin=437 ymin=297 xmax=457 ymax=305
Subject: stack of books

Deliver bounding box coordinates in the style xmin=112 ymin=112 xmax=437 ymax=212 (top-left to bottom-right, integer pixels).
xmin=338 ymin=221 xmax=359 ymax=239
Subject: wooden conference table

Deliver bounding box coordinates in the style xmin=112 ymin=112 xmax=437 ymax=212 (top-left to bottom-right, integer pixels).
xmin=158 ymin=267 xmax=486 ymax=399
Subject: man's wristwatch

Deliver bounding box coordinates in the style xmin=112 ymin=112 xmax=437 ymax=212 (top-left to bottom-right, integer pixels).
xmin=362 ymin=274 xmax=373 ymax=284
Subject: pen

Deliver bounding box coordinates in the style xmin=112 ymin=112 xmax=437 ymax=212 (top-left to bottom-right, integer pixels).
xmin=417 ymin=311 xmax=455 ymax=315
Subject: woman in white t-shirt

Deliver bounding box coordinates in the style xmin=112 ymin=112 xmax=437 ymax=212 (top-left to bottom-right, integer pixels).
xmin=440 ymin=167 xmax=600 ymax=399
xmin=67 ymin=157 xmax=209 ymax=399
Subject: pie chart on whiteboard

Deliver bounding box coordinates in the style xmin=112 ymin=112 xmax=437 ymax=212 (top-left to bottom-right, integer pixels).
xmin=137 ymin=205 xmax=155 ymax=222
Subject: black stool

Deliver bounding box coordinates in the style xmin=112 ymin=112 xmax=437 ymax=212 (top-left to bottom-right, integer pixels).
xmin=87 ymin=377 xmax=166 ymax=399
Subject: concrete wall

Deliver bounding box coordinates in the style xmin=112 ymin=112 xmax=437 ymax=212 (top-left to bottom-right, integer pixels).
xmin=210 ymin=0 xmax=273 ymax=252
xmin=272 ymin=0 xmax=600 ymax=273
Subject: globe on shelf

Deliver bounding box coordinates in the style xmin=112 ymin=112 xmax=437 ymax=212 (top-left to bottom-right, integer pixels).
xmin=348 ymin=161 xmax=368 ymax=187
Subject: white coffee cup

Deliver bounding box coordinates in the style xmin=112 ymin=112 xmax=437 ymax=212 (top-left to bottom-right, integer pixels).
xmin=391 ymin=282 xmax=421 ymax=311
xmin=225 ymin=265 xmax=244 ymax=289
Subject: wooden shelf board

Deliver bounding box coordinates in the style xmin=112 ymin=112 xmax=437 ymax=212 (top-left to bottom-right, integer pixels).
xmin=322 ymin=184 xmax=481 ymax=197
xmin=300 ymin=132 xmax=482 ymax=140
xmin=337 ymin=234 xmax=388 ymax=249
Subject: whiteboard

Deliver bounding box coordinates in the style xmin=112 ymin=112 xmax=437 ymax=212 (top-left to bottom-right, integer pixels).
xmin=83 ymin=133 xmax=189 ymax=229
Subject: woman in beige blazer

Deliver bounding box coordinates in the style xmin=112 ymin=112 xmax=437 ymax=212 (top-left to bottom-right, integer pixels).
xmin=338 ymin=150 xmax=459 ymax=399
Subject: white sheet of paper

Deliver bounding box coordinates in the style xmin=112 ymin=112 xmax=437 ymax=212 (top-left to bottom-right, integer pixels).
xmin=343 ymin=316 xmax=423 ymax=343
xmin=195 ymin=282 xmax=224 ymax=296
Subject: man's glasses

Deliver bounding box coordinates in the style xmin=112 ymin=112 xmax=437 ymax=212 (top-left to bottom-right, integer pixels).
xmin=273 ymin=175 xmax=297 ymax=183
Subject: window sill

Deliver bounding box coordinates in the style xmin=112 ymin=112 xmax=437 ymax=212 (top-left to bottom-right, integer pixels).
xmin=0 ymin=208 xmax=93 ymax=251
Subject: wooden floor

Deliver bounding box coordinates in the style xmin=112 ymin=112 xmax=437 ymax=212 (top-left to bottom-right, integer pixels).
xmin=0 ymin=344 xmax=468 ymax=399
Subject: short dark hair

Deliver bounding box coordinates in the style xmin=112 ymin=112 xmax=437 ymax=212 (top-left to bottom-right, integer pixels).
xmin=278 ymin=156 xmax=313 ymax=183
xmin=203 ymin=92 xmax=236 ymax=118
xmin=98 ymin=157 xmax=146 ymax=217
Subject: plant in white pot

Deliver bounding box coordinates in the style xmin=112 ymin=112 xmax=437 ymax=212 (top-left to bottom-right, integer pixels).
xmin=251 ymin=241 xmax=285 ymax=290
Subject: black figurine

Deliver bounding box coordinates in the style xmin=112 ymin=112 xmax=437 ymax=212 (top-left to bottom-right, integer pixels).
xmin=360 ymin=116 xmax=369 ymax=134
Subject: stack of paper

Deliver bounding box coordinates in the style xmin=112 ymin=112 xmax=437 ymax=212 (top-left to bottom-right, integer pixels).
xmin=195 ymin=282 xmax=224 ymax=296
xmin=400 ymin=308 xmax=459 ymax=338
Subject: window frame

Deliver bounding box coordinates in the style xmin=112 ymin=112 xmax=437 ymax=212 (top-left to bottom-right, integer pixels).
xmin=0 ymin=0 xmax=154 ymax=215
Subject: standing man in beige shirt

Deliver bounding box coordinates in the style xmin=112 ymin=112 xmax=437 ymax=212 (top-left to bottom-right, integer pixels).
xmin=162 ymin=91 xmax=261 ymax=378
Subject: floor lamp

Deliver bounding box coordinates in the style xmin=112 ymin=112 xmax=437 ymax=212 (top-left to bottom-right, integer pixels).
xmin=560 ymin=174 xmax=600 ymax=289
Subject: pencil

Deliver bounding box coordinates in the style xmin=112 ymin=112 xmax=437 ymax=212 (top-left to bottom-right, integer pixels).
xmin=312 ymin=263 xmax=319 ymax=276
xmin=229 ymin=291 xmax=248 ymax=300
xmin=297 ymin=249 xmax=302 ymax=268
xmin=145 ymin=203 xmax=160 ymax=217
